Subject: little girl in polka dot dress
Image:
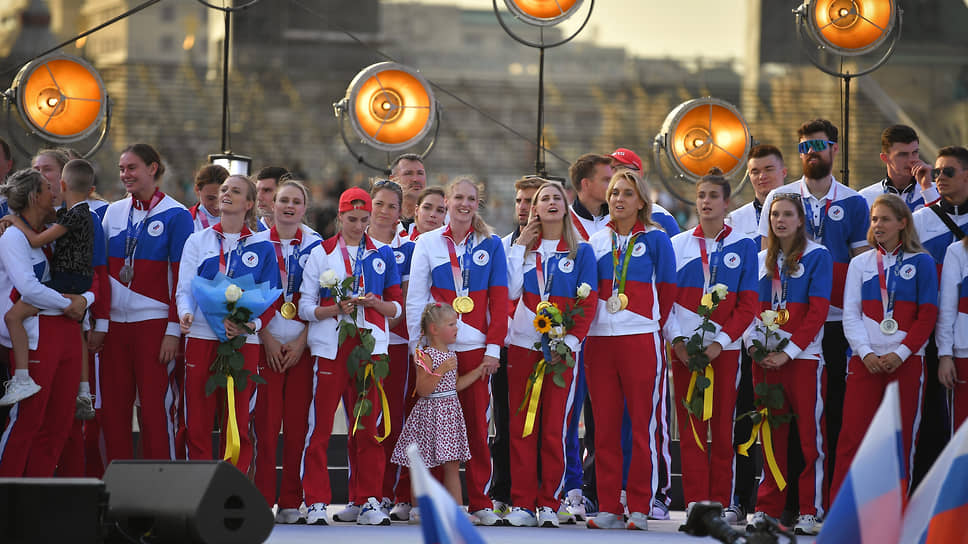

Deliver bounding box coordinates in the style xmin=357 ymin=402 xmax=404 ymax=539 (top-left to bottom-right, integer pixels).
xmin=392 ymin=302 xmax=485 ymax=504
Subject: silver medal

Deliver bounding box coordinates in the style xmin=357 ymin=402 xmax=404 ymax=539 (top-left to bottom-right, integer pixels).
xmin=879 ymin=318 xmax=898 ymax=335
xmin=606 ymin=295 xmax=622 ymax=314
xmin=120 ymin=264 xmax=134 ymax=283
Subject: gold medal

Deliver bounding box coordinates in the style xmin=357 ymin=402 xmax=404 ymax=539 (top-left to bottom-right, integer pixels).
xmin=453 ymin=296 xmax=475 ymax=314
xmin=536 ymin=301 xmax=553 ymax=314
xmin=776 ymin=308 xmax=790 ymax=325
xmin=618 ymin=293 xmax=629 ymax=310
xmin=280 ymin=301 xmax=297 ymax=320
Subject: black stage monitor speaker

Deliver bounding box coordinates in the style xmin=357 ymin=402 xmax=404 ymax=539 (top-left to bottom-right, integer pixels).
xmin=103 ymin=460 xmax=272 ymax=544
xmin=0 ymin=477 xmax=107 ymax=544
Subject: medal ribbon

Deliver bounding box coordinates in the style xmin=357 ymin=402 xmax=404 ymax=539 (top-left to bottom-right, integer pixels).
xmin=533 ymin=246 xmax=556 ymax=303
xmin=196 ymin=205 xmax=211 ymax=229
xmin=271 ymin=226 xmax=303 ymax=302
xmin=216 ymin=227 xmax=250 ymax=278
xmin=696 ymin=225 xmax=729 ymax=292
xmin=876 ymin=248 xmax=903 ymax=322
xmin=223 ymin=376 xmax=241 ymax=466
xmin=445 ymin=232 xmax=473 ymax=299
xmin=570 ymin=209 xmax=590 ymax=241
xmin=123 ymin=190 xmax=164 ymax=272
xmin=611 ymin=232 xmax=637 ymax=296
xmin=800 ymin=184 xmax=836 ymax=241
xmin=737 ymin=407 xmax=786 ymax=491
xmin=338 ymin=234 xmax=367 ymax=296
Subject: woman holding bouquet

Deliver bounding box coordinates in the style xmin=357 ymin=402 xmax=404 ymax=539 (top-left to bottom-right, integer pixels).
xmin=250 ymin=180 xmax=322 ymax=523
xmin=298 ymin=187 xmax=403 ymax=526
xmin=835 ymin=194 xmax=938 ymax=502
xmin=502 ymin=181 xmax=598 ymax=528
xmin=744 ymin=193 xmax=832 ymax=534
xmin=583 ymin=170 xmax=676 ymax=530
xmin=406 ymin=177 xmax=509 ymax=526
xmin=176 ymin=175 xmax=281 ymax=472
xmin=666 ymin=168 xmax=758 ymax=520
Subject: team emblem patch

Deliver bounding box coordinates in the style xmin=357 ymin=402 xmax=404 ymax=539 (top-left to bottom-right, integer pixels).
xmin=724 ymin=252 xmax=741 ymax=269
xmin=558 ymin=258 xmax=575 ymax=273
xmin=372 ymin=257 xmax=386 ymax=275
xmin=632 ymin=242 xmax=647 ymax=257
xmin=828 ymin=205 xmax=844 ymax=221
xmin=473 ymin=249 xmax=489 ymax=266
xmin=147 ymin=220 xmax=164 ymax=236
xmin=791 ymin=263 xmax=805 ymax=278
xmin=394 ymin=250 xmax=406 ymax=264
xmin=242 ymin=251 xmax=259 ymax=267
xmin=900 ymin=263 xmax=916 ymax=280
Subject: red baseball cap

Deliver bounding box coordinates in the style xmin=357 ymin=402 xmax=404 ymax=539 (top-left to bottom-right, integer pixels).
xmin=610 ymin=148 xmax=642 ymax=171
xmin=338 ymin=187 xmax=372 ymax=213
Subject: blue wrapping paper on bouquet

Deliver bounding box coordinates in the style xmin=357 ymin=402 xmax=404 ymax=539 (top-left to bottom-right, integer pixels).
xmin=190 ymin=273 xmax=283 ymax=341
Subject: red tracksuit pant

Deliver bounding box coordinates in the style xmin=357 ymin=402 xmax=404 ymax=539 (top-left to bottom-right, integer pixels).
xmin=183 ymin=338 xmax=258 ymax=472
xmin=252 ymin=347 xmax=313 ymax=509
xmin=0 ymin=315 xmax=82 ymax=476
xmin=672 ymin=348 xmax=741 ymax=508
xmin=456 ymin=348 xmax=492 ymax=512
xmin=58 ymin=351 xmax=106 ymax=477
xmin=302 ymin=336 xmax=385 ymax=506
xmin=99 ymin=319 xmax=177 ymax=462
xmin=948 ymin=358 xmax=968 ymax=432
xmin=752 ymin=358 xmax=827 ymax=518
xmin=382 ymin=343 xmax=414 ymax=501
xmin=507 ymin=345 xmax=577 ymax=510
xmin=585 ymin=333 xmax=663 ymax=516
xmin=832 ymin=354 xmax=924 ymax=501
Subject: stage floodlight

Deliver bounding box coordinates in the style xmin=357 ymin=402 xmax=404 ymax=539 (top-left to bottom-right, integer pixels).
xmin=208 ymin=153 xmax=252 ymax=176
xmin=657 ymin=97 xmax=751 ymax=181
xmin=802 ymin=0 xmax=896 ymax=55
xmin=504 ymin=0 xmax=584 ymax=26
xmin=9 ymin=54 xmax=107 ymax=143
xmin=341 ymin=62 xmax=436 ymax=153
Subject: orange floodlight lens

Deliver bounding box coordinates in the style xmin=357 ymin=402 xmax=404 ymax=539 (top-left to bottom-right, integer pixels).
xmin=504 ymin=0 xmax=583 ymax=26
xmin=12 ymin=55 xmax=107 ymax=143
xmin=345 ymin=63 xmax=436 ymax=152
xmin=807 ymin=0 xmax=895 ymax=55
xmin=659 ymin=98 xmax=751 ymax=181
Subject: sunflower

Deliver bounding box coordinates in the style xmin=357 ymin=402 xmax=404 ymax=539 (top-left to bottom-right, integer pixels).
xmin=533 ymin=314 xmax=552 ymax=334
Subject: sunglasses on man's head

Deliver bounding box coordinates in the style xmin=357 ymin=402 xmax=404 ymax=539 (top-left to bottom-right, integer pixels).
xmin=931 ymin=167 xmax=958 ymax=180
xmin=797 ymin=139 xmax=836 ymax=154
xmin=372 ymin=179 xmax=401 ymax=190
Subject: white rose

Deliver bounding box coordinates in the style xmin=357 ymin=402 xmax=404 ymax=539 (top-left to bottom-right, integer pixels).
xmin=549 ymin=325 xmax=566 ymax=340
xmin=713 ymin=283 xmax=729 ymax=300
xmin=225 ymin=284 xmax=243 ymax=303
xmin=760 ymin=309 xmax=778 ymax=328
xmin=576 ymin=282 xmax=591 ymax=299
xmin=319 ymin=269 xmax=338 ymax=288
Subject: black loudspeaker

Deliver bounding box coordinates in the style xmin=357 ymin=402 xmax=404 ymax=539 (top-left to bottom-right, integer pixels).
xmin=103 ymin=461 xmax=272 ymax=544
xmin=0 ymin=477 xmax=107 ymax=544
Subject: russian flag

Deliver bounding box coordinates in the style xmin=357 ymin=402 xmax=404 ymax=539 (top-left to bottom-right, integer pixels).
xmin=406 ymin=443 xmax=486 ymax=544
xmin=818 ymin=382 xmax=905 ymax=544
xmin=899 ymin=418 xmax=968 ymax=543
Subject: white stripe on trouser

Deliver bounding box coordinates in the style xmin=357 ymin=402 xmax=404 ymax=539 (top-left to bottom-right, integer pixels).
xmin=553 ymin=361 xmax=580 ymax=501
xmin=648 ymin=332 xmax=663 ymax=504
xmin=300 ymin=357 xmax=321 ymax=481
xmin=481 ymin=374 xmax=493 ymax=498
xmin=909 ymin=359 xmax=925 ymax=484
xmin=250 ymin=381 xmax=261 ymax=478
xmin=729 ymin=356 xmax=741 ymax=507
xmin=0 ymin=403 xmax=20 ymax=459
xmin=164 ymin=359 xmax=177 ymax=460
xmin=94 ymin=354 xmax=102 ymax=410
xmin=656 ymin=350 xmax=672 ymax=500
xmin=812 ymin=357 xmax=826 ymax=519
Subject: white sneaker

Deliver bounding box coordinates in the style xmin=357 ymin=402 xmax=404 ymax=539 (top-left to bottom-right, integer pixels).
xmin=0 ymin=377 xmax=41 ymax=406
xmin=649 ymin=498 xmax=670 ymax=520
xmin=556 ymin=501 xmax=576 ymax=525
xmin=722 ymin=505 xmax=745 ymax=526
xmin=587 ymin=512 xmax=625 ymax=529
xmin=275 ymin=508 xmax=305 ymax=524
xmin=747 ymin=511 xmax=770 ymax=532
xmin=626 ymin=511 xmax=649 ymax=531
xmin=408 ymin=506 xmax=421 ymax=525
xmin=564 ymin=488 xmax=586 ymax=521
xmin=357 ymin=497 xmax=391 ymax=526
xmin=794 ymin=514 xmax=819 ymax=536
xmin=491 ymin=500 xmax=510 ymax=518
xmin=504 ymin=507 xmax=537 ymax=527
xmin=537 ymin=506 xmax=559 ymax=528
xmin=306 ymin=503 xmax=330 ymax=525
xmin=620 ymin=490 xmax=629 ymax=517
xmin=379 ymin=497 xmax=392 ymax=515
xmin=333 ymin=502 xmax=361 ymax=522
xmin=470 ymin=507 xmax=504 ymax=526
xmin=389 ymin=502 xmax=412 ymax=521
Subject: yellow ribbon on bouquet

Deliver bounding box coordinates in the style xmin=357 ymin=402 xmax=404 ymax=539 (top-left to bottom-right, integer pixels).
xmin=522 ymin=359 xmax=547 ymax=438
xmin=685 ymin=365 xmax=715 ymax=451
xmin=223 ymin=376 xmax=241 ymax=466
xmin=352 ymin=364 xmax=392 ymax=442
xmin=738 ymin=408 xmax=786 ymax=491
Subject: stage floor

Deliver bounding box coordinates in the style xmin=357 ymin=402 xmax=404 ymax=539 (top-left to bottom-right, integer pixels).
xmin=264 ymin=507 xmax=815 ymax=544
